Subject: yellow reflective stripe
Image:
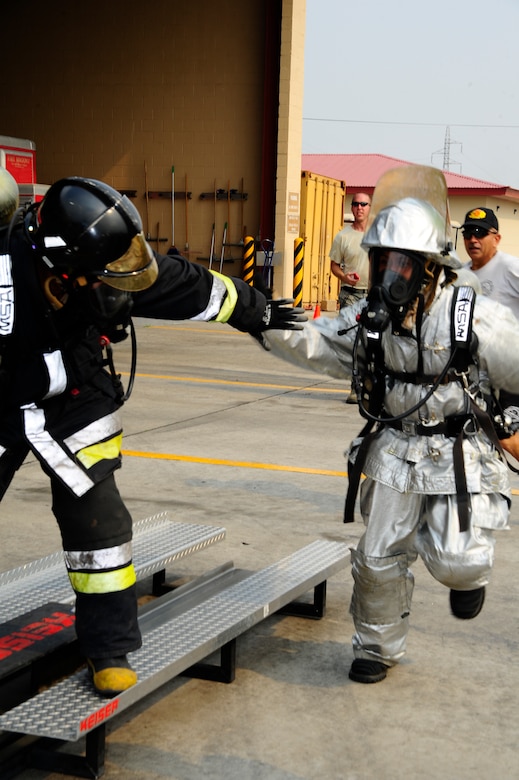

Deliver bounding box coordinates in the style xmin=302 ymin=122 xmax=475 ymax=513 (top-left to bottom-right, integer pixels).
xmin=210 ymin=271 xmax=238 ymax=322
xmin=64 ymin=412 xmax=122 ymax=455
xmin=75 ymin=433 xmax=123 ymax=469
xmin=68 ymin=563 xmax=136 ymax=594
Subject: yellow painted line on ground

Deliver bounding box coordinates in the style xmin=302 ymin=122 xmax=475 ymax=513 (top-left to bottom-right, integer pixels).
xmin=123 ymin=371 xmax=343 ymax=394
xmin=122 ymin=449 xmax=346 ymax=477
xmin=122 ymin=448 xmax=519 ymax=495
xmin=145 ymin=320 xmax=315 ymax=334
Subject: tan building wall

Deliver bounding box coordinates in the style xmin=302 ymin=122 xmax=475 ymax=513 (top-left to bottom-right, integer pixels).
xmin=274 ymin=0 xmax=306 ymax=298
xmin=0 ymin=1 xmax=305 ymax=295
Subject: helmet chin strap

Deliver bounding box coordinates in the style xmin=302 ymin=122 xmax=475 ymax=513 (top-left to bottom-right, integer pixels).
xmin=37 ymin=257 xmax=78 ymax=310
xmin=41 ymin=270 xmax=91 ymax=310
xmin=42 ymin=274 xmax=68 ymax=310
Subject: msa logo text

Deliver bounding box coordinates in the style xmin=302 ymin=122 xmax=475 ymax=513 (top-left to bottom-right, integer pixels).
xmin=454 ymin=296 xmax=473 ymax=342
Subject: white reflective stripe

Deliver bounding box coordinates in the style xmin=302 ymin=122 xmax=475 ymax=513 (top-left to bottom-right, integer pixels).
xmin=64 ymin=541 xmax=132 ymax=572
xmin=63 ymin=411 xmax=122 ymax=454
xmin=22 ymin=403 xmax=94 ymax=497
xmin=190 ymin=274 xmax=227 ymax=321
xmin=0 ymin=253 xmax=14 ymax=336
xmin=43 ymin=235 xmax=67 ymax=248
xmin=210 ymin=271 xmax=238 ymax=322
xmin=0 ymin=253 xmax=13 ymax=285
xmin=43 ymin=350 xmax=68 ymax=398
xmin=0 ymin=443 xmax=6 ymax=457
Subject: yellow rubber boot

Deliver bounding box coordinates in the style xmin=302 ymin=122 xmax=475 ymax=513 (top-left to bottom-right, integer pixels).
xmin=87 ymin=656 xmax=137 ymax=697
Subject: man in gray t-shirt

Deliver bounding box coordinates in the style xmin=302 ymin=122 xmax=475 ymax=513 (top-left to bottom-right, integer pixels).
xmin=463 ymin=206 xmax=519 ymax=454
xmin=463 ymin=206 xmax=519 ymax=319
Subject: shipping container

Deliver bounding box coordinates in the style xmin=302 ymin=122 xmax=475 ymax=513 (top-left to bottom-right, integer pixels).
xmin=299 ymin=171 xmax=345 ymax=309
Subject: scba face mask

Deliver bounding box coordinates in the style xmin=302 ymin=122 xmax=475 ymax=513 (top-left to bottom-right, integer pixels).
xmin=361 ymin=248 xmax=426 ymax=332
xmin=76 ymin=282 xmax=134 ymax=343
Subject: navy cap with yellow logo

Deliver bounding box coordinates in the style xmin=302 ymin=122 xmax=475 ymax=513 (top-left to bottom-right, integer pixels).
xmin=462 ymin=207 xmax=499 ymax=232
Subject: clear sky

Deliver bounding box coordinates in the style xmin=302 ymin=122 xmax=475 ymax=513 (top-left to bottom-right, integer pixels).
xmin=303 ymin=0 xmax=519 ymax=187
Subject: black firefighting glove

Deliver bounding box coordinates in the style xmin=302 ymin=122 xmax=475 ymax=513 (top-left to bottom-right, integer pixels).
xmin=252 ymin=298 xmax=307 ymax=350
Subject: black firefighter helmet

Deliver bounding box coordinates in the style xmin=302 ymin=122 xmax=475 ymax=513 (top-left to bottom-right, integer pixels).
xmin=25 ymin=177 xmax=158 ymax=291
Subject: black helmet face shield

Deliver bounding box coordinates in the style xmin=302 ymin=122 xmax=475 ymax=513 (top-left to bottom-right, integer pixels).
xmin=97 ymin=230 xmax=158 ymax=291
xmin=25 ymin=178 xmax=158 ymax=292
xmin=361 ymin=248 xmax=426 ymax=332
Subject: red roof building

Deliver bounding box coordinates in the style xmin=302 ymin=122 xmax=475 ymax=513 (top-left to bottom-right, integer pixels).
xmin=302 ymin=153 xmax=519 ymax=258
xmin=302 ymin=153 xmax=519 ymax=199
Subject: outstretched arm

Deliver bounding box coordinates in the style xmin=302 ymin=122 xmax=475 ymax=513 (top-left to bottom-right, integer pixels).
xmin=132 ymin=251 xmax=305 ymax=336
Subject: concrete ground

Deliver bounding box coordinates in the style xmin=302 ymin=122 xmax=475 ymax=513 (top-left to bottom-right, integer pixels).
xmin=2 ymin=314 xmax=519 ymax=780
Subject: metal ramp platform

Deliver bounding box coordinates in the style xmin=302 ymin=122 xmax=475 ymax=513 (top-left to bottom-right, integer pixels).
xmin=0 ymin=539 xmax=349 ymax=778
xmin=0 ymin=512 xmax=226 ymax=623
xmin=0 ymin=513 xmax=226 ymax=731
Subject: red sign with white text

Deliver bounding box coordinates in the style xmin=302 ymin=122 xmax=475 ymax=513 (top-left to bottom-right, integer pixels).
xmin=0 ymin=136 xmax=37 ymax=184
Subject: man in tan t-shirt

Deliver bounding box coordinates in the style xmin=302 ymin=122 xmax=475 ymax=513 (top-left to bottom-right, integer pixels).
xmin=329 ymin=192 xmax=371 ymax=310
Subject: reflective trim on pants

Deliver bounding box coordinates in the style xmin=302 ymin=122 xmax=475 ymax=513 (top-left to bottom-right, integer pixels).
xmin=68 ymin=562 xmax=137 ymax=594
xmin=66 ymin=541 xmax=135 ymax=594
xmin=64 ymin=541 xmax=133 ymax=572
xmin=74 ymin=433 xmax=123 ymax=469
xmin=22 ymin=403 xmax=94 ymax=496
xmin=63 ymin=412 xmax=122 ymax=458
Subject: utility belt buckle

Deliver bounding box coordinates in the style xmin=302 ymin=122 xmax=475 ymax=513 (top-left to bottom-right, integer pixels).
xmin=401 ymin=420 xmax=417 ymax=435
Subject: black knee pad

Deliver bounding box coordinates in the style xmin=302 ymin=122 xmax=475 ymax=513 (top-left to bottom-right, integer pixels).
xmin=52 ymin=474 xmax=133 ymax=550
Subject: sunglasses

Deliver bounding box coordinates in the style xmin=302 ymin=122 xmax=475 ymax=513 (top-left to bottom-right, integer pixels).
xmin=462 ymin=226 xmax=497 ymax=239
xmin=352 ymin=201 xmax=370 ymax=207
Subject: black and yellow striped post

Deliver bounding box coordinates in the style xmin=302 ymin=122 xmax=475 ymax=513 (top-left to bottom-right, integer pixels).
xmin=242 ymin=235 xmax=255 ymax=286
xmin=293 ymin=237 xmax=304 ymax=308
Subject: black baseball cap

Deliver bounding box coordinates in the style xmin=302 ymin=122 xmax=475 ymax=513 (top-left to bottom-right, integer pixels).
xmin=462 ymin=207 xmax=499 ymax=232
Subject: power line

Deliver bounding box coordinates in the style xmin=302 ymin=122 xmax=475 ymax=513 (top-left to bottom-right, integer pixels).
xmin=303 ymin=117 xmax=519 ymax=129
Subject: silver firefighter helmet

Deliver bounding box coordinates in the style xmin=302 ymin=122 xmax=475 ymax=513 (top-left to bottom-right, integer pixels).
xmin=362 ymin=165 xmax=461 ymax=269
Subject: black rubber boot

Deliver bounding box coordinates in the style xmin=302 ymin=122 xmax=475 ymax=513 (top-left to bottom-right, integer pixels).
xmin=449 ymin=586 xmax=485 ymax=619
xmin=349 ymin=658 xmax=389 ymax=684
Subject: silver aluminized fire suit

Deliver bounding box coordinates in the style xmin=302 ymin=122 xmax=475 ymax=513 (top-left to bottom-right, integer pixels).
xmin=263 ymin=282 xmax=519 ymax=666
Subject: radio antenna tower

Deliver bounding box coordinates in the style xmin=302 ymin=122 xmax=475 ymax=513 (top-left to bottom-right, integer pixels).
xmin=431 ymin=126 xmax=462 ymax=172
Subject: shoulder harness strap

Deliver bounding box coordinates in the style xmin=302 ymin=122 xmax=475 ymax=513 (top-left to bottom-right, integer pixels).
xmin=450 ymin=284 xmax=476 ymax=371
